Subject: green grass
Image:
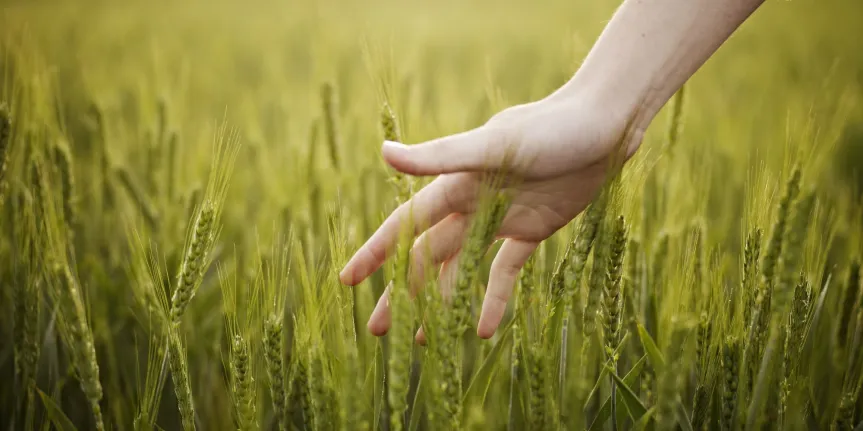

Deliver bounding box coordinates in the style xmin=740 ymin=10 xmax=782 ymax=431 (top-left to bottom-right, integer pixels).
xmin=1 ymin=0 xmax=863 ymax=429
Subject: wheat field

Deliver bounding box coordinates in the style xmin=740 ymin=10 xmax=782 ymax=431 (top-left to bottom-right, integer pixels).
xmin=1 ymin=0 xmax=862 ymax=430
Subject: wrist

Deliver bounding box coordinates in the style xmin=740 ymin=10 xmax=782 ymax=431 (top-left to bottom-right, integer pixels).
xmin=548 ymin=72 xmax=657 ymax=155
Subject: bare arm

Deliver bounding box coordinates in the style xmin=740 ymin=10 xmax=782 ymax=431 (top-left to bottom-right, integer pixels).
xmin=557 ymin=0 xmax=765 ymax=138
xmin=552 ymin=0 xmax=764 ymax=144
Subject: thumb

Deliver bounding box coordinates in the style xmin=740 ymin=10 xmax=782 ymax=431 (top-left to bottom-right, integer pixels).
xmin=382 ymin=127 xmax=497 ymax=176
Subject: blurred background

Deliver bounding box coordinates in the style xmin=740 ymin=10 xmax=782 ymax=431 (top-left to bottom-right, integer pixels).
xmin=2 ymin=0 xmax=862 ymax=192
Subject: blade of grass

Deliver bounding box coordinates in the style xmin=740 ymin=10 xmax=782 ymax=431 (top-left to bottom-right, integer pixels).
xmin=675 ymin=400 xmax=694 ymax=431
xmin=587 ymin=353 xmax=646 ymax=431
xmin=632 ymin=407 xmax=657 ymax=431
xmin=801 ymin=276 xmax=831 ymax=359
xmin=636 ymin=322 xmax=665 ymax=372
xmin=584 ymin=332 xmax=634 ymax=408
xmin=38 ymin=389 xmax=79 ymax=431
xmin=604 ymin=364 xmax=648 ymax=421
xmin=408 ymin=368 xmax=425 ymax=431
xmin=463 ymin=318 xmax=515 ymax=405
xmin=588 ymin=394 xmax=614 ymax=431
xmin=373 ymin=340 xmax=384 ymax=431
xmin=616 ymin=354 xmax=647 ymax=426
xmin=745 ymin=328 xmax=780 ymax=431
xmin=584 ymin=364 xmax=611 ymax=410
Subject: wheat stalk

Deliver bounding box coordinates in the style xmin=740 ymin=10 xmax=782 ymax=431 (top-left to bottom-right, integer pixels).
xmin=721 ymin=337 xmax=741 ymax=431
xmin=231 ymin=335 xmax=258 ymax=430
xmin=289 ymin=353 xmax=313 ymax=429
xmin=602 ymin=215 xmax=627 ymax=430
xmin=264 ymin=315 xmax=288 ymax=431
xmin=772 ymin=191 xmax=814 ymax=323
xmin=665 ymin=84 xmax=686 ymax=154
xmin=526 ymin=343 xmax=550 ymax=429
xmin=52 ymin=141 xmax=77 ymax=228
xmin=52 ymin=264 xmax=105 ymax=431
xmin=171 ymin=202 xmax=214 ymax=323
xmin=388 ymin=251 xmax=413 ymax=431
xmin=762 ymin=168 xmax=802 ymax=286
xmin=381 ymin=102 xmax=411 ymax=203
xmin=557 ymin=196 xmax=605 ymax=407
xmin=742 ymin=228 xmax=763 ymax=325
xmin=321 ymin=83 xmax=341 ymax=170
xmin=168 ymin=330 xmax=196 ymax=431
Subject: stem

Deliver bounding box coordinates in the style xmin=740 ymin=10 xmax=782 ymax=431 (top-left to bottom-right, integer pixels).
xmin=737 ymin=305 xmax=762 ymax=429
xmin=610 ymin=382 xmax=618 ymax=431
xmin=745 ymin=327 xmax=779 ymax=431
xmin=509 ymin=350 xmax=518 ymax=431
xmin=558 ymin=315 xmax=570 ymax=411
xmin=25 ymin=386 xmax=35 ymax=431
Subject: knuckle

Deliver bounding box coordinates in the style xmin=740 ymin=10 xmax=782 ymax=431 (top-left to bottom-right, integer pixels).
xmin=365 ymin=244 xmax=386 ymax=266
xmin=486 ymin=287 xmax=510 ymax=306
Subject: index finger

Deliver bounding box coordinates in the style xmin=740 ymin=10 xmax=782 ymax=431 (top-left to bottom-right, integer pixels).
xmin=339 ymin=173 xmax=478 ymax=286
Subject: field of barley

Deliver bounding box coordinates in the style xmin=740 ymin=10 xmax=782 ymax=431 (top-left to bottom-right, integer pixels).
xmin=1 ymin=0 xmax=862 ymax=430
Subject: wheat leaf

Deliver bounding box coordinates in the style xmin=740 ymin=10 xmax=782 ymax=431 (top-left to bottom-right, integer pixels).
xmin=38 ymin=389 xmax=78 ymax=431
xmin=637 ymin=322 xmax=666 ymax=372
xmin=604 ymin=364 xmax=648 ymax=421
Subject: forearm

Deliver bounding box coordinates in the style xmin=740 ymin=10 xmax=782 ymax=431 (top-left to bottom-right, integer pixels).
xmin=554 ymin=0 xmax=764 ymax=133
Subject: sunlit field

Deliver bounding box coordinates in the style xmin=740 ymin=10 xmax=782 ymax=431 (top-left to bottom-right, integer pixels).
xmin=1 ymin=0 xmax=862 ymax=429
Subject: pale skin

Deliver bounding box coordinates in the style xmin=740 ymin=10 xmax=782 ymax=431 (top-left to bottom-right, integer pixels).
xmin=339 ymin=0 xmax=766 ymax=342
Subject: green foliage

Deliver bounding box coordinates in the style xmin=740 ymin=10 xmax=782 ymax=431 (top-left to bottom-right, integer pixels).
xmin=2 ymin=1 xmax=863 ymax=430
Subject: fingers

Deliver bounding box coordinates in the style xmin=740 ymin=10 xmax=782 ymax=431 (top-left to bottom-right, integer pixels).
xmin=477 ymin=239 xmax=538 ymax=339
xmin=410 ymin=214 xmax=469 ymax=293
xmin=367 ymin=283 xmax=392 ymax=336
xmin=438 ymin=250 xmax=462 ymax=302
xmin=340 ymin=174 xmax=477 ymax=286
xmin=368 ymin=252 xmax=459 ymax=346
xmin=382 ymin=127 xmax=499 ymax=176
xmin=415 ymin=326 xmax=427 ymax=345
xmin=369 ymin=229 xmax=536 ymax=341
xmin=366 ymin=215 xmax=468 ymax=336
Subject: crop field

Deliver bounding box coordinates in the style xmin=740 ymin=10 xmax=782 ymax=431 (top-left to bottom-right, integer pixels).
xmin=1 ymin=0 xmax=862 ymax=430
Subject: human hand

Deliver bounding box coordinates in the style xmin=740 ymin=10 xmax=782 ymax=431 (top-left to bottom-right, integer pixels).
xmin=338 ymin=0 xmax=767 ymax=341
xmin=339 ymin=89 xmax=643 ymax=341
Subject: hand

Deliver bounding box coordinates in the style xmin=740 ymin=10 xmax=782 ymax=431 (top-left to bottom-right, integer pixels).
xmin=339 ymin=90 xmax=643 ymax=341
xmin=339 ymin=0 xmax=764 ymax=341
